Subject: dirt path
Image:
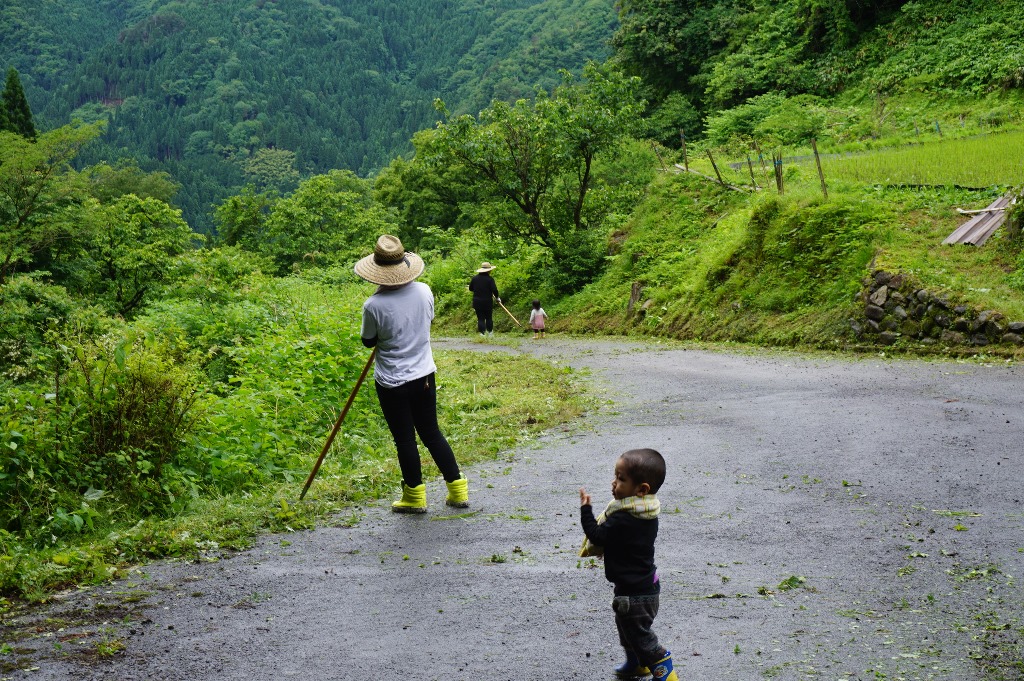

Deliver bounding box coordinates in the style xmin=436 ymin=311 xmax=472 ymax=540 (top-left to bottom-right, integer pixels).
xmin=6 ymin=339 xmax=1023 ymax=680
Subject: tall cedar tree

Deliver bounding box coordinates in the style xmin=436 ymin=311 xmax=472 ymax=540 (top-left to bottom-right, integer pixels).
xmin=1 ymin=68 xmax=36 ymax=139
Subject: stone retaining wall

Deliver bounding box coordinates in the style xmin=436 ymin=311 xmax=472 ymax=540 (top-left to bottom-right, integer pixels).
xmin=851 ymin=270 xmax=1024 ymax=347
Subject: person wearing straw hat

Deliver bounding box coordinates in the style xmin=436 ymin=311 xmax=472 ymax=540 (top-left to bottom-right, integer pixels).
xmin=354 ymin=234 xmax=469 ymax=513
xmin=468 ymin=261 xmax=501 ymax=336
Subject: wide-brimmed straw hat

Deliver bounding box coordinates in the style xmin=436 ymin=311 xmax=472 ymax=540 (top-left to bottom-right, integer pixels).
xmin=353 ymin=234 xmax=425 ymax=285
xmin=476 ymin=261 xmax=496 ymax=273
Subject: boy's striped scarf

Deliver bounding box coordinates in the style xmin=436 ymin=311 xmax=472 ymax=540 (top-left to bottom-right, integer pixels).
xmin=580 ymin=495 xmax=660 ymax=558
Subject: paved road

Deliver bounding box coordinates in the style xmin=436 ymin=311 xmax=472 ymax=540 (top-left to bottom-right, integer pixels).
xmin=9 ymin=339 xmax=1024 ymax=680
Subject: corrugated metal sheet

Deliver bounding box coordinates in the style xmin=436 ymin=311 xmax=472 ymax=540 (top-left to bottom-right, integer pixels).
xmin=943 ymin=194 xmax=1015 ymax=246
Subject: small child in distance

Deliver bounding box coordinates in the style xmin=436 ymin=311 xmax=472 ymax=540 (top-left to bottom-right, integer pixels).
xmin=529 ymin=299 xmax=547 ymax=339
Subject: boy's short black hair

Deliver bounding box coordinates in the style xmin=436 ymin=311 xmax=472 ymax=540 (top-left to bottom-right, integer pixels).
xmin=618 ymin=448 xmax=666 ymax=493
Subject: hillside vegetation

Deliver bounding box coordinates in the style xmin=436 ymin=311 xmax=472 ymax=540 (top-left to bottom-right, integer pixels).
xmin=2 ymin=0 xmax=1024 ymax=607
xmin=1 ymin=0 xmax=614 ymax=231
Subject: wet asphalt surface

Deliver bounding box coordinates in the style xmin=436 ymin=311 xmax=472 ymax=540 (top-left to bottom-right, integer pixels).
xmin=5 ymin=338 xmax=1023 ymax=680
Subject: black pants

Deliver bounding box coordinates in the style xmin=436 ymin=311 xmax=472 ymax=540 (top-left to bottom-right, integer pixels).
xmin=613 ymin=593 xmax=667 ymax=668
xmin=473 ymin=301 xmax=493 ymax=333
xmin=375 ymin=373 xmax=460 ymax=487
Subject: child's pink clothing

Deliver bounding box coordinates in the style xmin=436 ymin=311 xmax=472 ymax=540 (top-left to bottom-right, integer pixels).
xmin=530 ymin=307 xmax=547 ymax=330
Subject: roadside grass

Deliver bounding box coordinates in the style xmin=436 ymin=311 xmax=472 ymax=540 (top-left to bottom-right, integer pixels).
xmin=0 ymin=349 xmax=586 ymax=604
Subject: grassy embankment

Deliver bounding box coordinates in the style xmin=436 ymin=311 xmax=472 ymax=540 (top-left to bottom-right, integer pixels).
xmin=544 ymin=127 xmax=1024 ymax=355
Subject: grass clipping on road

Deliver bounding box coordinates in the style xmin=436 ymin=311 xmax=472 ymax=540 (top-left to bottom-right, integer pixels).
xmin=0 ymin=349 xmax=586 ymax=602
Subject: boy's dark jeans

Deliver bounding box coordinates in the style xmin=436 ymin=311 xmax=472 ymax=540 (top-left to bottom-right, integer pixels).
xmin=375 ymin=373 xmax=460 ymax=487
xmin=613 ymin=594 xmax=667 ymax=667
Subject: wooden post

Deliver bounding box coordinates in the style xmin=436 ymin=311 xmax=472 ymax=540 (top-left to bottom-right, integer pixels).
xmin=753 ymin=140 xmax=770 ymax=184
xmin=679 ymin=129 xmax=689 ymax=172
xmin=773 ymin=152 xmax=784 ymax=195
xmin=746 ymin=154 xmax=759 ymax=189
xmin=810 ymin=138 xmax=827 ymax=199
xmin=627 ymin=281 xmax=643 ymax=317
xmin=651 ymin=141 xmax=668 ymax=172
xmin=706 ymin=149 xmax=725 ymax=186
xmin=934 ymin=120 xmax=942 ymax=137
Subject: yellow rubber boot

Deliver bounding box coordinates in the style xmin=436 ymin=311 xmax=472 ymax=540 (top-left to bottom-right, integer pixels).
xmin=445 ymin=476 xmax=470 ymax=508
xmin=392 ymin=483 xmax=427 ymax=514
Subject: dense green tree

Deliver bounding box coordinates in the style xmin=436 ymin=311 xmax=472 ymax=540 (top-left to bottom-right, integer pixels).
xmin=241 ymin=148 xmax=300 ymax=194
xmin=79 ymin=194 xmax=198 ymax=317
xmin=260 ymin=171 xmax=396 ymax=273
xmin=424 ymin=63 xmax=643 ymax=287
xmin=82 ymin=160 xmax=181 ymax=204
xmin=213 ymin=186 xmax=275 ymax=249
xmin=372 ymin=146 xmax=477 ymax=245
xmin=216 ymin=170 xmax=395 ymax=274
xmin=1 ymin=68 xmax=36 ymax=139
xmin=0 ymin=123 xmax=100 ymax=285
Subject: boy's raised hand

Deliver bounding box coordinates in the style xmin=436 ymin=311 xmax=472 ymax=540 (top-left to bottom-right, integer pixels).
xmin=579 ymin=488 xmax=591 ymax=506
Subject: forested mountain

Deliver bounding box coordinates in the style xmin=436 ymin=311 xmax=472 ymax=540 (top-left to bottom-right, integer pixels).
xmin=0 ymin=0 xmax=615 ymax=231
xmin=615 ymin=0 xmax=1024 ymax=144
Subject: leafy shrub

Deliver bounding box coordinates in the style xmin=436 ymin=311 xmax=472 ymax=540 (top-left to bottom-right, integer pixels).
xmin=162 ymin=245 xmax=273 ymax=306
xmin=0 ymin=275 xmax=114 ymax=384
xmin=704 ymin=93 xmax=828 ymax=150
xmin=646 ymin=93 xmax=704 ymax=146
xmin=189 ymin=277 xmax=372 ymax=492
xmin=704 ymin=93 xmax=790 ymax=148
xmin=65 ymin=339 xmax=203 ymax=512
xmin=0 ymin=337 xmax=202 ymax=542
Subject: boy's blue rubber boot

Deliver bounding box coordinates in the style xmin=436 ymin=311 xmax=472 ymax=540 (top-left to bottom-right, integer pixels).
xmin=651 ymin=651 xmax=678 ymax=681
xmin=614 ymin=651 xmax=650 ymax=678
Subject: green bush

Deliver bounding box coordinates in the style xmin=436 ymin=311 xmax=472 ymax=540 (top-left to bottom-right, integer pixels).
xmin=704 ymin=93 xmax=828 ymax=150
xmin=0 ymin=337 xmax=202 ymax=543
xmin=189 ymin=276 xmax=374 ymax=492
xmin=0 ymin=275 xmax=111 ymax=384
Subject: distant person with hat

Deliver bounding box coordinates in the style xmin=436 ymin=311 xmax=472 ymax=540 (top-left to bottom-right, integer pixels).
xmin=468 ymin=261 xmax=501 ymax=336
xmin=354 ymin=234 xmax=469 ymax=513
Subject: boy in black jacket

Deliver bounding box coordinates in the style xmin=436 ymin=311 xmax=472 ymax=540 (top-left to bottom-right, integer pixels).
xmin=580 ymin=448 xmax=678 ymax=680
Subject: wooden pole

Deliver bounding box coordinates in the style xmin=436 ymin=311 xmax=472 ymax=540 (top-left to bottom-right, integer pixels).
xmin=810 ymin=138 xmax=827 ymax=199
xmin=753 ymin=140 xmax=770 ymax=184
xmin=746 ymin=154 xmax=759 ymax=189
xmin=300 ymin=347 xmax=376 ymax=500
xmin=680 ymin=129 xmax=689 ymax=172
xmin=497 ymin=299 xmax=523 ymax=327
xmin=773 ymin=152 xmax=784 ymax=195
xmin=651 ymin=141 xmax=668 ymax=172
xmin=706 ymin=149 xmax=725 ymax=186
